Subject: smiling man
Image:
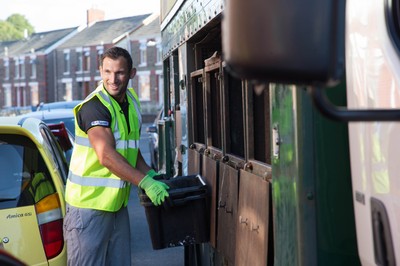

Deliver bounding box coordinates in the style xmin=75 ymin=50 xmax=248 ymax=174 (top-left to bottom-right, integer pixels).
xmin=63 ymin=46 xmax=169 ymax=265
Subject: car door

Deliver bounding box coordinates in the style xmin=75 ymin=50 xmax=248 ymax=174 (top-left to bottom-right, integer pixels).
xmin=0 ymin=133 xmax=51 ymax=264
xmin=0 ymin=125 xmax=67 ymax=265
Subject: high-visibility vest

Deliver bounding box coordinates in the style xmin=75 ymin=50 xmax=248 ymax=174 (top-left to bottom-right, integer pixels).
xmin=65 ymin=84 xmax=142 ymax=212
xmin=29 ymin=172 xmax=55 ymax=203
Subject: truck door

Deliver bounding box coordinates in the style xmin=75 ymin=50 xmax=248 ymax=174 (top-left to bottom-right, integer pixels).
xmin=234 ymin=81 xmax=273 ymax=266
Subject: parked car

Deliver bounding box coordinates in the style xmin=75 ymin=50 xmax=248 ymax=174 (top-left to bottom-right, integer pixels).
xmin=146 ymin=108 xmax=164 ymax=170
xmin=18 ymin=109 xmax=75 ymax=163
xmin=18 ymin=109 xmax=75 ymax=135
xmin=36 ymin=100 xmax=81 ymax=111
xmin=0 ymin=117 xmax=69 ymax=265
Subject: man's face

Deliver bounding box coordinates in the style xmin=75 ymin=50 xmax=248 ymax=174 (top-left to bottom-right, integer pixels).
xmin=100 ymin=56 xmax=136 ymax=102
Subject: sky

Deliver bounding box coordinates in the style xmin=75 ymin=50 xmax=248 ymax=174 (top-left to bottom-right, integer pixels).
xmin=0 ymin=0 xmax=160 ymax=32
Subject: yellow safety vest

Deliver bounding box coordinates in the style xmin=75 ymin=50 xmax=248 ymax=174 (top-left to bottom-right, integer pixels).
xmin=29 ymin=172 xmax=55 ymax=203
xmin=65 ymin=84 xmax=142 ymax=212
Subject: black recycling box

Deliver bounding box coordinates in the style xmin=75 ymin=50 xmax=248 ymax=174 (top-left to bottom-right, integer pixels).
xmin=138 ymin=174 xmax=210 ymax=250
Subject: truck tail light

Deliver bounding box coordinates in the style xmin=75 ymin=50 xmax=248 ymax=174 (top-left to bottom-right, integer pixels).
xmin=35 ymin=193 xmax=64 ymax=259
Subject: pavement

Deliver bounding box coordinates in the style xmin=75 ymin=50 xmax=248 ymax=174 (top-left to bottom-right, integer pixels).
xmin=129 ymin=124 xmax=184 ymax=266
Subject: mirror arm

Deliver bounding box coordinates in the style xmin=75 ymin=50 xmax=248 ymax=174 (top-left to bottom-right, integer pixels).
xmin=309 ymin=86 xmax=400 ymax=122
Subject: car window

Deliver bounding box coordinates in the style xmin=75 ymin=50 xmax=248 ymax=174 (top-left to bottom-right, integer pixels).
xmin=0 ymin=144 xmax=23 ymax=200
xmin=39 ymin=126 xmax=69 ymax=183
xmin=0 ymin=134 xmax=55 ymax=209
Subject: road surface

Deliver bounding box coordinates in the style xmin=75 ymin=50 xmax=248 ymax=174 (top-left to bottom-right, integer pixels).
xmin=129 ymin=124 xmax=184 ymax=266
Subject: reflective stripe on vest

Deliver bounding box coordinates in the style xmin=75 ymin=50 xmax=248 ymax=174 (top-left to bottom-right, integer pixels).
xmin=74 ymin=134 xmax=139 ymax=149
xmin=69 ymin=172 xmax=128 ymax=188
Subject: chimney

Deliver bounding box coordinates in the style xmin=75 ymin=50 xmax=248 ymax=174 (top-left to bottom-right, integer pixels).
xmin=87 ymin=8 xmax=105 ymax=25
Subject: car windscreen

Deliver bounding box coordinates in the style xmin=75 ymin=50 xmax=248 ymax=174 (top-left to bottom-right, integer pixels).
xmin=0 ymin=134 xmax=55 ymax=209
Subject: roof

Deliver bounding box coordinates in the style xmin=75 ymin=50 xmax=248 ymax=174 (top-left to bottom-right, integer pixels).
xmin=0 ymin=28 xmax=78 ymax=57
xmin=0 ymin=40 xmax=18 ymax=56
xmin=58 ymin=14 xmax=151 ymax=49
xmin=130 ymin=14 xmax=161 ymax=39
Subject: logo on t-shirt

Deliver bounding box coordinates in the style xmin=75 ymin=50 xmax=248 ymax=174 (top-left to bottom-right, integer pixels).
xmin=91 ymin=120 xmax=109 ymax=127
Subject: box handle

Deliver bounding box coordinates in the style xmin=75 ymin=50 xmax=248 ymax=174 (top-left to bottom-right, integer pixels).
xmin=163 ymin=194 xmax=204 ymax=209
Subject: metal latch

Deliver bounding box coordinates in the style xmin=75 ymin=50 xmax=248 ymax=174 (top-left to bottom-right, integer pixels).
xmin=272 ymin=124 xmax=280 ymax=159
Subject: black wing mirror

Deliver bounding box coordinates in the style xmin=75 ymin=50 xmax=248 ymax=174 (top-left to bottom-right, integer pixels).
xmin=223 ymin=0 xmax=400 ymax=121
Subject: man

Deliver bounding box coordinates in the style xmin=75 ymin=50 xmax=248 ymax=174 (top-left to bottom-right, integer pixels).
xmin=63 ymin=46 xmax=169 ymax=265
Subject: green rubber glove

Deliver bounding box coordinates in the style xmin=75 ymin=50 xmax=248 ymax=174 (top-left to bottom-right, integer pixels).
xmin=139 ymin=170 xmax=170 ymax=206
xmin=145 ymin=169 xmax=158 ymax=178
xmin=145 ymin=169 xmax=168 ymax=180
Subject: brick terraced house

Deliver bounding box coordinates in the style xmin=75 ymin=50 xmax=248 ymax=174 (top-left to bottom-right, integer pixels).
xmin=0 ymin=10 xmax=162 ymax=117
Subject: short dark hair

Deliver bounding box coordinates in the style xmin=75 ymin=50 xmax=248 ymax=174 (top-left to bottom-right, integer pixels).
xmin=100 ymin=46 xmax=133 ymax=71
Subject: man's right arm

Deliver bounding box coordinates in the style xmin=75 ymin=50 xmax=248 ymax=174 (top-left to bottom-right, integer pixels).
xmin=88 ymin=126 xmax=169 ymax=205
xmin=87 ymin=126 xmax=146 ymax=185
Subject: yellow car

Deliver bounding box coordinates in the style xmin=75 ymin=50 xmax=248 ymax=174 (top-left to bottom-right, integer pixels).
xmin=0 ymin=116 xmax=69 ymax=265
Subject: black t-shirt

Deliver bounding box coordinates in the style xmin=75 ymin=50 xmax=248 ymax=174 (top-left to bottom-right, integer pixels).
xmin=77 ymin=96 xmax=130 ymax=133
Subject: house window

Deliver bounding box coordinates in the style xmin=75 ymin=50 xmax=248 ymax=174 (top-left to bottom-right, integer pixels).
xmin=20 ymin=58 xmax=25 ymax=78
xmin=156 ymin=44 xmax=162 ymax=65
xmin=138 ymin=74 xmax=150 ymax=101
xmin=64 ymin=51 xmax=70 ymax=73
xmin=4 ymin=60 xmax=9 ymax=80
xmin=14 ymin=59 xmax=20 ymax=78
xmin=64 ymin=82 xmax=73 ymax=101
xmin=30 ymin=84 xmax=39 ymax=106
xmin=76 ymin=51 xmax=83 ymax=72
xmin=97 ymin=48 xmax=103 ymax=69
xmin=4 ymin=86 xmax=11 ymax=107
xmin=83 ymin=50 xmax=90 ymax=71
xmin=22 ymin=86 xmax=28 ymax=106
xmin=139 ymin=42 xmax=147 ymax=66
xmin=15 ymin=86 xmax=25 ymax=106
xmin=83 ymin=81 xmax=90 ymax=97
xmin=30 ymin=58 xmax=36 ymax=78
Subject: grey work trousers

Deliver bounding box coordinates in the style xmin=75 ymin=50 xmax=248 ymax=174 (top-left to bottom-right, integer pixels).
xmin=63 ymin=204 xmax=131 ymax=266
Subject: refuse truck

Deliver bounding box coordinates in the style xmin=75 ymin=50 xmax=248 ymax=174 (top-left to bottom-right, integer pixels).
xmin=156 ymin=0 xmax=398 ymax=264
